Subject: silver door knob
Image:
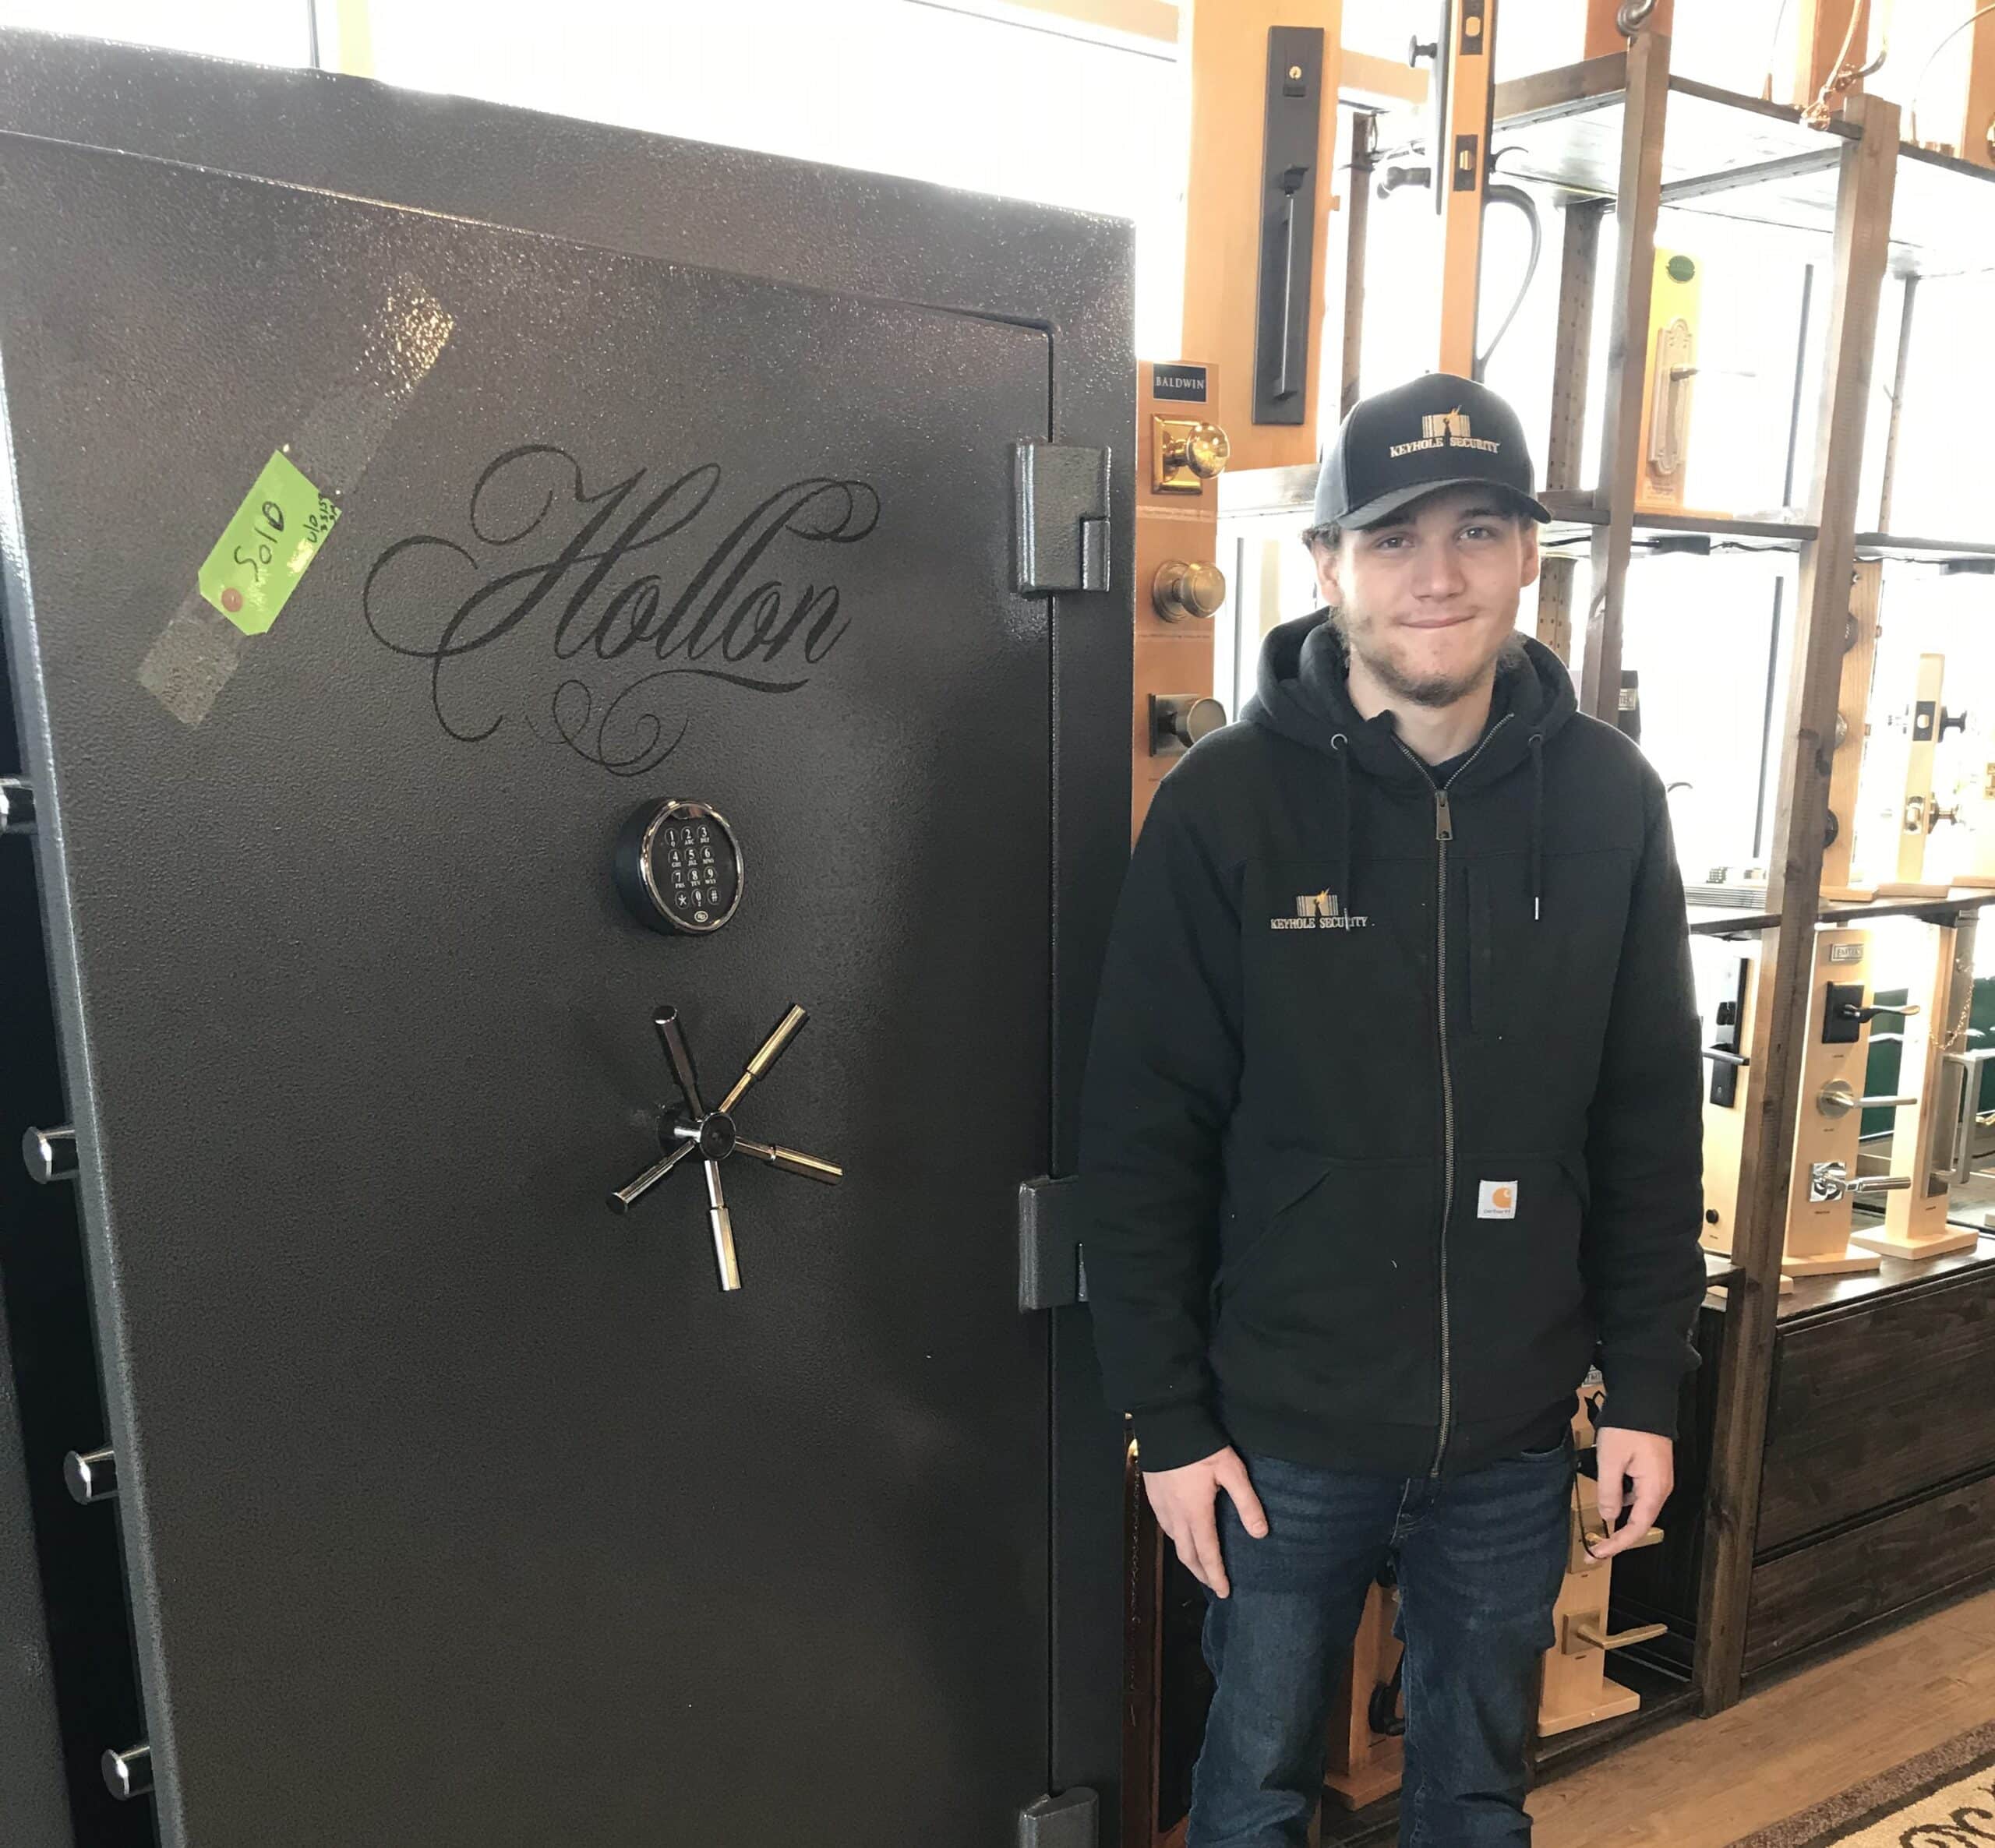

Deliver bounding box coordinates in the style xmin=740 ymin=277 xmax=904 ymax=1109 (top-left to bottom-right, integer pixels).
xmin=23 ymin=1125 xmax=77 ymax=1184
xmin=608 ymin=1005 xmax=843 ymax=1292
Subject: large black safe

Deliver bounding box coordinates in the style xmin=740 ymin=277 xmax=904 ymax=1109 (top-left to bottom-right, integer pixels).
xmin=0 ymin=29 xmax=1132 ymax=1846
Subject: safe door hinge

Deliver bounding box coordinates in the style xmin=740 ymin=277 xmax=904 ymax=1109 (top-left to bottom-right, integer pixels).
xmin=1013 ymin=443 xmax=1111 ymax=594
xmin=1018 ymin=1175 xmax=1087 ymax=1312
xmin=1018 ymin=1787 xmax=1100 ymax=1848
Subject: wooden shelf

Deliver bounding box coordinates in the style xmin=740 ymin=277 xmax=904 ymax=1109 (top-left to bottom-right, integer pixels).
xmin=1540 ymin=490 xmax=1818 ymax=547
xmin=1686 ymin=888 xmax=1995 ymax=936
xmin=1481 ymin=56 xmax=1995 ymax=278
xmin=1854 ymin=531 xmax=1995 ymax=561
xmin=1704 ymin=1251 xmax=1746 ymax=1289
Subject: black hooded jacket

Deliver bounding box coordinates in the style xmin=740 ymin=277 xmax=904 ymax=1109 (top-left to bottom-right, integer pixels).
xmin=1079 ymin=613 xmax=1707 ymax=1478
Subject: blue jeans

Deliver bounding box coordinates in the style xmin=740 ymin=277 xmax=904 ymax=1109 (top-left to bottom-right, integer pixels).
xmin=1189 ymin=1433 xmax=1576 ymax=1847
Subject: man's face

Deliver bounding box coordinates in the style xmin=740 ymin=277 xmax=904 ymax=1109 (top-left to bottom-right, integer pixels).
xmin=1311 ymin=485 xmax=1540 ymax=708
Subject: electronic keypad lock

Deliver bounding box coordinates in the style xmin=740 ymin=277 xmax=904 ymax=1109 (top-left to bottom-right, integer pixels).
xmin=614 ymin=799 xmax=743 ymax=936
xmin=607 ymin=1004 xmax=842 ymax=1292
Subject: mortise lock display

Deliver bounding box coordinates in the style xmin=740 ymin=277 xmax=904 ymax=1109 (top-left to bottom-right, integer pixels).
xmin=608 ymin=1004 xmax=842 ymax=1292
xmin=1825 ymin=986 xmax=1918 ymax=1044
xmin=1152 ymin=559 xmax=1227 ymax=622
xmin=1151 ymin=418 xmax=1231 ymax=494
xmin=614 ymin=799 xmax=743 ymax=936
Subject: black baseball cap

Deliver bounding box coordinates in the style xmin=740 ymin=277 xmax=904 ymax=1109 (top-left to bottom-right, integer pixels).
xmin=1314 ymin=372 xmax=1551 ymax=531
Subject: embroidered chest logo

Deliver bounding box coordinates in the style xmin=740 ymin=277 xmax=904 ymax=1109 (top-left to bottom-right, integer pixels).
xmin=1478 ymin=1180 xmax=1519 ymax=1220
xmin=1269 ymin=889 xmax=1370 ymax=931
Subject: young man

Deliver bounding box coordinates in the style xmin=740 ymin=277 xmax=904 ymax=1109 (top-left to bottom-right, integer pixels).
xmin=1080 ymin=372 xmax=1704 ymax=1846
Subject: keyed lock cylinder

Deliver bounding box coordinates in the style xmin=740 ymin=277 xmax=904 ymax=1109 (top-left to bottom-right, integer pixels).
xmin=609 ymin=1005 xmax=842 ymax=1292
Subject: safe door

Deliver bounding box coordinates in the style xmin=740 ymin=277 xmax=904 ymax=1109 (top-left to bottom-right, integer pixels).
xmin=0 ymin=129 xmax=1094 ymax=1847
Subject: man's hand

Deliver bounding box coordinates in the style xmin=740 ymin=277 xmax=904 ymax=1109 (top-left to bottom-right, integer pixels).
xmin=1587 ymin=1427 xmax=1673 ymax=1560
xmin=1143 ymin=1448 xmax=1268 ymax=1599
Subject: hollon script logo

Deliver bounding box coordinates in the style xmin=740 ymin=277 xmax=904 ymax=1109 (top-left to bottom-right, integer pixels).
xmin=1269 ymin=889 xmax=1369 ymax=931
xmin=1388 ymin=407 xmax=1503 ymax=460
xmin=362 ymin=444 xmax=879 ymax=777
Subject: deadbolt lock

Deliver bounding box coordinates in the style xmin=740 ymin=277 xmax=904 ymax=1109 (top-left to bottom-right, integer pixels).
xmin=1152 ymin=418 xmax=1231 ymax=494
xmin=1152 ymin=559 xmax=1227 ymax=622
xmin=1151 ymin=693 xmax=1227 ymax=756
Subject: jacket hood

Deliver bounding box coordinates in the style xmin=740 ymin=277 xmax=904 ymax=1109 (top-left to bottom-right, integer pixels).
xmin=1241 ymin=609 xmax=1577 ymax=791
xmin=1240 ymin=611 xmax=1581 ymax=923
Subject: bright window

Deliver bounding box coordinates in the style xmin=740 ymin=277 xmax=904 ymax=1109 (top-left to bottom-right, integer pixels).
xmin=366 ymin=0 xmax=1189 ymax=355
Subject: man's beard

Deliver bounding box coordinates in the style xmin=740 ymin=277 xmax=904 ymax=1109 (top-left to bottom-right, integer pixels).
xmin=1332 ymin=607 xmax=1526 ymax=709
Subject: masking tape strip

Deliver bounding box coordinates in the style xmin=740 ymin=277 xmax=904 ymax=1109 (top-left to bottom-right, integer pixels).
xmin=139 ymin=273 xmax=455 ymax=726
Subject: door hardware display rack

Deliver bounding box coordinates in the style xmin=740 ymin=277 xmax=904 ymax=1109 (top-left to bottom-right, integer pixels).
xmin=1297 ymin=14 xmax=1995 ymax=1837
xmin=1484 ymin=20 xmax=1995 ymax=1747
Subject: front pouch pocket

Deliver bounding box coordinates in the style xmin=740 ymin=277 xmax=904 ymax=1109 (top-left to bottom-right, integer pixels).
xmin=1446 ymin=1152 xmax=1594 ymax=1413
xmin=1211 ymin=1150 xmax=1441 ymax=1426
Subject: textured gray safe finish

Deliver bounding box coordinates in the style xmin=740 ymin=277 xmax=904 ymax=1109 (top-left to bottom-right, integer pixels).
xmin=0 ymin=51 xmax=1135 ymax=1825
xmin=0 ymin=109 xmax=1125 ymax=1848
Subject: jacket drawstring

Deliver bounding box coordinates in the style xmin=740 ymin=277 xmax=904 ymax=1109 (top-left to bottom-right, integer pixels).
xmin=1330 ymin=734 xmax=1353 ymax=914
xmin=1528 ymin=731 xmax=1545 ymax=924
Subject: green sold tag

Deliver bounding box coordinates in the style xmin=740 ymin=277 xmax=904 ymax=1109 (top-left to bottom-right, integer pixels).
xmin=196 ymin=450 xmax=341 ymax=636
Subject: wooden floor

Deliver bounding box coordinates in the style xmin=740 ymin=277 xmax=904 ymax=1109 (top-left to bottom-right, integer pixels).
xmin=1527 ymin=1579 xmax=1995 ymax=1846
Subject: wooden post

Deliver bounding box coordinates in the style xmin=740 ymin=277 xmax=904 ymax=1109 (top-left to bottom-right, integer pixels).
xmin=1436 ymin=0 xmax=1499 ymax=378
xmin=1792 ymin=0 xmax=1871 ymax=115
xmin=1965 ymin=3 xmax=1995 ymax=167
xmin=1584 ymin=0 xmax=1675 ymax=61
xmin=1534 ymin=199 xmax=1602 ymax=671
xmin=1545 ymin=202 xmax=1604 ymax=495
xmin=1535 ymin=558 xmax=1576 ymax=664
xmin=1820 ymin=559 xmax=1880 ymax=899
xmin=1181 ymin=1 xmax=1344 ymax=471
xmin=1340 ymin=109 xmax=1373 ymax=421
xmin=1693 ymin=93 xmax=1899 ymax=1719
xmin=1580 ymin=30 xmax=1669 ymax=722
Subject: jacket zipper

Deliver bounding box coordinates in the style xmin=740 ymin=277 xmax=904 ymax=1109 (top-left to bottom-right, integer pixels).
xmin=1393 ymin=714 xmax=1514 ymax=1479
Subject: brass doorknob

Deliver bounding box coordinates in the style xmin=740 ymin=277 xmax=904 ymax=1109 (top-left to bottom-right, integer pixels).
xmin=1183 ymin=426 xmax=1230 ymax=477
xmin=1153 ymin=418 xmax=1231 ymax=492
xmin=1153 ymin=559 xmax=1227 ymax=622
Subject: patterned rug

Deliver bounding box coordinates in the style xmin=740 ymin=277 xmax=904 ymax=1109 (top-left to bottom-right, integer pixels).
xmin=1725 ymin=1718 xmax=1995 ymax=1846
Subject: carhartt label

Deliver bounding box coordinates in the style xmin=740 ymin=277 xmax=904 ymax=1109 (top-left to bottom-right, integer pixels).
xmin=1478 ymin=1180 xmax=1518 ymax=1220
